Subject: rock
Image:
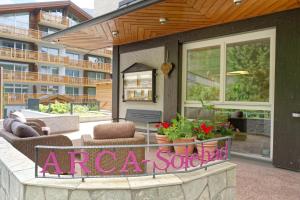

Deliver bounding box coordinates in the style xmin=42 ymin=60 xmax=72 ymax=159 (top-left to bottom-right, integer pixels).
xmin=182 ymin=178 xmax=207 ymax=200
xmin=198 ymin=186 xmax=210 ymax=200
xmin=44 ymin=187 xmax=68 ymax=200
xmin=25 ymin=186 xmax=45 ymax=200
xmin=158 ymin=185 xmax=184 ymax=200
xmin=227 ymin=169 xmax=236 ymax=187
xmin=90 ymin=190 xmax=131 ymax=200
xmin=208 ymin=172 xmax=226 ymax=199
xmin=69 ymin=190 xmax=91 ymax=200
xmin=132 ymin=188 xmax=158 ymax=200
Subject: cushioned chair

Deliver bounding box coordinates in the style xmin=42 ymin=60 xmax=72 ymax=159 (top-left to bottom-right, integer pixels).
xmin=81 ymin=122 xmax=146 ymax=176
xmin=0 ymin=119 xmax=73 ymax=174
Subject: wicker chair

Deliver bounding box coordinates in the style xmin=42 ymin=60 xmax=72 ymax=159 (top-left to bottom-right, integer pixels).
xmin=81 ymin=122 xmax=146 ymax=176
xmin=0 ymin=120 xmax=72 ymax=174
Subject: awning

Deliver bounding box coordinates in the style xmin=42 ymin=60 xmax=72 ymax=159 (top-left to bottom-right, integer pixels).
xmin=44 ymin=0 xmax=300 ymax=50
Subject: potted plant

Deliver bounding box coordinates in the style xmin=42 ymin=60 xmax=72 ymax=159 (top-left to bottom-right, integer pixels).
xmin=155 ymin=122 xmax=172 ymax=152
xmin=166 ymin=114 xmax=195 ymax=155
xmin=194 ymin=120 xmax=217 ymax=161
xmin=214 ymin=122 xmax=234 ymax=147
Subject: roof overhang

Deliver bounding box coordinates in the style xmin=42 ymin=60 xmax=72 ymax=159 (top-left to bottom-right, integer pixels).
xmin=44 ymin=0 xmax=300 ymax=50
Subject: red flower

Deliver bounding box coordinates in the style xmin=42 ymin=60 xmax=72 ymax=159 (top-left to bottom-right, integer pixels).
xmin=155 ymin=124 xmax=161 ymax=128
xmin=200 ymin=123 xmax=213 ymax=134
xmin=162 ymin=122 xmax=170 ymax=129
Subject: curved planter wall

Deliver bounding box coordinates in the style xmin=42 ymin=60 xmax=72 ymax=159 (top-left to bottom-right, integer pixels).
xmin=0 ymin=138 xmax=236 ymax=200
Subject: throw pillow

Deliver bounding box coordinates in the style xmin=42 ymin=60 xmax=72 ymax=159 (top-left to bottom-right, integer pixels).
xmin=11 ymin=121 xmax=40 ymax=138
xmin=3 ymin=118 xmax=15 ymax=133
xmin=10 ymin=111 xmax=27 ymax=123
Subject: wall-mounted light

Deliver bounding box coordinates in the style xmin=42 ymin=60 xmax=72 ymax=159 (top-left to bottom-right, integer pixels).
xmin=159 ymin=17 xmax=168 ymax=25
xmin=233 ymin=0 xmax=242 ymax=5
xmin=112 ymin=31 xmax=119 ymax=38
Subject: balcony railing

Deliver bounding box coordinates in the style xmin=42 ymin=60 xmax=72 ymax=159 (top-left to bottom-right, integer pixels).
xmin=0 ymin=47 xmax=112 ymax=73
xmin=0 ymin=23 xmax=43 ymax=41
xmin=38 ymin=11 xmax=69 ymax=28
xmin=3 ymin=70 xmax=112 ymax=87
xmin=3 ymin=93 xmax=98 ymax=105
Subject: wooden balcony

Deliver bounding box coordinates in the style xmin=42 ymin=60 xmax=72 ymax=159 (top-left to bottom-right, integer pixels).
xmin=38 ymin=11 xmax=69 ymax=29
xmin=3 ymin=70 xmax=112 ymax=87
xmin=0 ymin=23 xmax=42 ymax=42
xmin=3 ymin=93 xmax=97 ymax=105
xmin=0 ymin=47 xmax=112 ymax=73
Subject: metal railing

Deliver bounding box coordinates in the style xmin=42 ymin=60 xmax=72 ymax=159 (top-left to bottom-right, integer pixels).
xmin=34 ymin=136 xmax=231 ymax=181
xmin=0 ymin=47 xmax=112 ymax=73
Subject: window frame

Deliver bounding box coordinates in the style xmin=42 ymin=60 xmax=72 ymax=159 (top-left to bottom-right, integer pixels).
xmin=182 ymin=29 xmax=276 ymax=111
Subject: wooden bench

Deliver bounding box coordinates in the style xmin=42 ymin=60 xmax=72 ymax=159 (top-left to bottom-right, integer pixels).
xmin=116 ymin=109 xmax=162 ymax=147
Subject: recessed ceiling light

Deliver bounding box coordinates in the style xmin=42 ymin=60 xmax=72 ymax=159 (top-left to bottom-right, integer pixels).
xmin=112 ymin=31 xmax=119 ymax=37
xmin=233 ymin=0 xmax=242 ymax=5
xmin=159 ymin=17 xmax=168 ymax=25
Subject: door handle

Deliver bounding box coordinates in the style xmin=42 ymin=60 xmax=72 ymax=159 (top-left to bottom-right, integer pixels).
xmin=292 ymin=113 xmax=300 ymax=118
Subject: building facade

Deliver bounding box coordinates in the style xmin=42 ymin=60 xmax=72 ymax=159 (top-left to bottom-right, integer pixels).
xmin=0 ymin=1 xmax=112 ymax=114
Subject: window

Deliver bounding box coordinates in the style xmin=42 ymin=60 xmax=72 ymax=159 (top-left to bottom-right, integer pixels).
xmin=40 ymin=66 xmax=59 ymax=75
xmin=47 ymin=8 xmax=63 ymax=17
xmin=87 ymin=71 xmax=105 ymax=80
xmin=68 ymin=13 xmax=80 ymax=27
xmin=187 ymin=46 xmax=220 ymax=101
xmin=0 ymin=39 xmax=31 ymax=50
xmin=88 ymin=55 xmax=106 ymax=64
xmin=41 ymin=47 xmax=59 ymax=56
xmin=66 ymin=87 xmax=79 ymax=96
xmin=0 ymin=12 xmax=29 ymax=29
xmin=41 ymin=85 xmax=59 ymax=94
xmin=183 ymin=29 xmax=275 ymax=108
xmin=87 ymin=87 xmax=96 ymax=96
xmin=39 ymin=26 xmax=60 ymax=37
xmin=0 ymin=61 xmax=28 ymax=72
xmin=182 ymin=29 xmax=275 ymax=159
xmin=4 ymin=83 xmax=29 ymax=94
xmin=65 ymin=52 xmax=79 ymax=60
xmin=65 ymin=69 xmax=80 ymax=77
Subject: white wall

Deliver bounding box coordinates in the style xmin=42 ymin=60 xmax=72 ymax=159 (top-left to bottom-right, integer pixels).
xmin=94 ymin=0 xmax=120 ymax=16
xmin=119 ymin=46 xmax=165 ymax=119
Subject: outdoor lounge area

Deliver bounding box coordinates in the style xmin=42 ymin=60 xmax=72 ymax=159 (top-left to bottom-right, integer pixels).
xmin=0 ymin=0 xmax=300 ymax=199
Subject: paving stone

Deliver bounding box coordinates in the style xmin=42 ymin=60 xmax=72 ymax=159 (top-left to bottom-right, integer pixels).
xmin=198 ymin=186 xmax=210 ymax=200
xmin=182 ymin=177 xmax=207 ymax=200
xmin=25 ymin=186 xmax=45 ymax=200
xmin=158 ymin=185 xmax=184 ymax=200
xmin=44 ymin=187 xmax=68 ymax=200
xmin=132 ymin=188 xmax=158 ymax=200
xmin=208 ymin=172 xmax=226 ymax=199
xmin=90 ymin=190 xmax=131 ymax=200
xmin=69 ymin=190 xmax=91 ymax=200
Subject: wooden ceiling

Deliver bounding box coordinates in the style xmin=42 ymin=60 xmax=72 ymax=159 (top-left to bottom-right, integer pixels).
xmin=46 ymin=0 xmax=300 ymax=50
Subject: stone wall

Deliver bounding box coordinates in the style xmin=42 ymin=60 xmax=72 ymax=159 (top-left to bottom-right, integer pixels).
xmin=0 ymin=138 xmax=236 ymax=200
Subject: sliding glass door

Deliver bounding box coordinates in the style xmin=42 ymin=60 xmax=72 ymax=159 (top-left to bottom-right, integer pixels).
xmin=182 ymin=29 xmax=275 ymax=160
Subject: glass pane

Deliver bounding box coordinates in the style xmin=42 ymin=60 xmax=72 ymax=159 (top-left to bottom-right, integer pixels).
xmin=184 ymin=107 xmax=271 ymax=158
xmin=87 ymin=88 xmax=96 ymax=96
xmin=186 ymin=46 xmax=220 ymax=101
xmin=226 ymin=39 xmax=270 ymax=102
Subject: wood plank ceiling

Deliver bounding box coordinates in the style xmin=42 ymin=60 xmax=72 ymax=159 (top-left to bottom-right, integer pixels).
xmin=51 ymin=0 xmax=300 ymax=50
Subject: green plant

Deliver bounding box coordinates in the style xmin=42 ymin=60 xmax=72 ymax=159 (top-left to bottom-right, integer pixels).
xmin=39 ymin=104 xmax=49 ymax=113
xmin=73 ymin=105 xmax=89 ymax=113
xmin=155 ymin=122 xmax=171 ymax=135
xmin=50 ymin=101 xmax=70 ymax=114
xmin=166 ymin=114 xmax=193 ymax=141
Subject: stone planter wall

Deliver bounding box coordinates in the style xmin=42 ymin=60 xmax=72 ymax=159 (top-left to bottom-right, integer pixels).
xmin=0 ymin=138 xmax=236 ymax=200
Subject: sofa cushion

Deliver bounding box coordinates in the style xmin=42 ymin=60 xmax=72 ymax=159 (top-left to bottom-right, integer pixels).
xmin=11 ymin=121 xmax=39 ymax=138
xmin=11 ymin=111 xmax=27 ymax=123
xmin=94 ymin=122 xmax=135 ymax=140
xmin=3 ymin=118 xmax=15 ymax=133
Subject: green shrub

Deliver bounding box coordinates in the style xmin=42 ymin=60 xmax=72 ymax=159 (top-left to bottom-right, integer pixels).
xmin=39 ymin=104 xmax=49 ymax=113
xmin=73 ymin=105 xmax=89 ymax=113
xmin=50 ymin=101 xmax=70 ymax=114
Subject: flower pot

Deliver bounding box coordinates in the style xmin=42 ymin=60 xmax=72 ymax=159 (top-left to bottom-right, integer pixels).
xmin=173 ymin=138 xmax=195 ymax=155
xmin=156 ymin=134 xmax=172 ymax=152
xmin=196 ymin=140 xmax=218 ymax=161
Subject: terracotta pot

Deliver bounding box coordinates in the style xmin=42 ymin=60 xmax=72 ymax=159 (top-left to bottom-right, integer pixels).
xmin=173 ymin=138 xmax=195 ymax=155
xmin=156 ymin=134 xmax=172 ymax=152
xmin=197 ymin=140 xmax=218 ymax=161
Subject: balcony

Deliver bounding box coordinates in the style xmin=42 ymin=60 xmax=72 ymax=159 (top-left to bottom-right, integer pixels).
xmin=38 ymin=11 xmax=69 ymax=29
xmin=0 ymin=47 xmax=112 ymax=73
xmin=3 ymin=93 xmax=97 ymax=105
xmin=3 ymin=70 xmax=112 ymax=87
xmin=0 ymin=23 xmax=42 ymax=42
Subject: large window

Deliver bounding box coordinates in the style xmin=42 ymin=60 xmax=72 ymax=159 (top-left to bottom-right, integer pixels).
xmin=0 ymin=39 xmax=31 ymax=50
xmin=66 ymin=87 xmax=79 ymax=96
xmin=40 ymin=66 xmax=59 ymax=75
xmin=65 ymin=52 xmax=79 ymax=60
xmin=0 ymin=61 xmax=28 ymax=72
xmin=68 ymin=13 xmax=80 ymax=27
xmin=4 ymin=83 xmax=29 ymax=94
xmin=41 ymin=85 xmax=59 ymax=94
xmin=87 ymin=87 xmax=96 ymax=96
xmin=0 ymin=12 xmax=29 ymax=29
xmin=182 ymin=29 xmax=275 ymax=159
xmin=65 ymin=69 xmax=80 ymax=77
xmin=41 ymin=47 xmax=59 ymax=56
xmin=87 ymin=71 xmax=105 ymax=80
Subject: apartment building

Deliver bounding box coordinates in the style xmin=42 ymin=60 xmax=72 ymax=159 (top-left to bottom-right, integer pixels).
xmin=0 ymin=1 xmax=112 ymax=113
